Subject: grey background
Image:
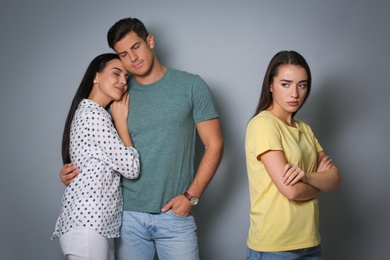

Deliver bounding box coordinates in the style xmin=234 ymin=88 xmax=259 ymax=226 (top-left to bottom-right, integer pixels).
xmin=1 ymin=0 xmax=389 ymax=259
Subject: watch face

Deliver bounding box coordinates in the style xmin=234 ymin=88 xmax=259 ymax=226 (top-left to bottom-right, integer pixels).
xmin=190 ymin=197 xmax=199 ymax=206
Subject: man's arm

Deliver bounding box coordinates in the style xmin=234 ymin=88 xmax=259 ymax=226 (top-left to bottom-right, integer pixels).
xmin=161 ymin=118 xmax=223 ymax=215
xmin=186 ymin=118 xmax=224 ymax=198
xmin=60 ymin=163 xmax=79 ymax=186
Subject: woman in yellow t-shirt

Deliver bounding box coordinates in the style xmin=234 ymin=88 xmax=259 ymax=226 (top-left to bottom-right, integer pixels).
xmin=245 ymin=50 xmax=341 ymax=260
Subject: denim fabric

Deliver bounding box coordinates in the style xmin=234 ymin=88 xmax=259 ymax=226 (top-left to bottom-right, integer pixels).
xmin=246 ymin=245 xmax=322 ymax=260
xmin=116 ymin=210 xmax=199 ymax=260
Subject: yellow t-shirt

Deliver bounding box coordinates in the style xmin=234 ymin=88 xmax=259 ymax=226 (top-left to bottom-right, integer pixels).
xmin=245 ymin=111 xmax=323 ymax=252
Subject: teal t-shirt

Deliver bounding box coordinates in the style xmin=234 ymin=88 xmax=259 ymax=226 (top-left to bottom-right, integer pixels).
xmin=122 ymin=68 xmax=219 ymax=213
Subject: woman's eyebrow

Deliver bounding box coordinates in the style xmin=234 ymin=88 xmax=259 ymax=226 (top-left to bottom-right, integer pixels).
xmin=112 ymin=67 xmax=124 ymax=72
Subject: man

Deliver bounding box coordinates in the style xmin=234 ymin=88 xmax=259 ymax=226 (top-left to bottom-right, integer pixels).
xmin=60 ymin=17 xmax=223 ymax=260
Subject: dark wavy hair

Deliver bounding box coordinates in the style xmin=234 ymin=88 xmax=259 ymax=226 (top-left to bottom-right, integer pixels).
xmin=61 ymin=53 xmax=120 ymax=164
xmin=253 ymin=50 xmax=312 ymax=118
xmin=107 ymin=17 xmax=149 ymax=50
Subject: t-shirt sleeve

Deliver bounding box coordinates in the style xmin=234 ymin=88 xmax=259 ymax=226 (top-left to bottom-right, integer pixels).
xmin=303 ymin=123 xmax=323 ymax=153
xmin=82 ymin=110 xmax=140 ymax=179
xmin=246 ymin=116 xmax=283 ymax=159
xmin=191 ymin=75 xmax=219 ymax=123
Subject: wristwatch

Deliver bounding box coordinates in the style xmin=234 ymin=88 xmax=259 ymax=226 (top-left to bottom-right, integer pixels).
xmin=183 ymin=191 xmax=199 ymax=206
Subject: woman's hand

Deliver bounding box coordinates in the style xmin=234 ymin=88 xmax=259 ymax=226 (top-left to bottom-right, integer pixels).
xmin=110 ymin=94 xmax=133 ymax=147
xmin=111 ymin=94 xmax=130 ymax=124
xmin=60 ymin=163 xmax=79 ymax=186
xmin=300 ymin=152 xmax=340 ymax=191
xmin=317 ymin=153 xmax=333 ymax=172
xmin=282 ymin=164 xmax=306 ymax=186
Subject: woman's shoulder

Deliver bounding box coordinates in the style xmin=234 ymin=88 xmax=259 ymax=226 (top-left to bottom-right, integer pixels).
xmin=75 ymin=99 xmax=111 ymax=122
xmin=247 ymin=111 xmax=279 ymax=132
xmin=294 ymin=118 xmax=311 ymax=128
xmin=294 ymin=118 xmax=315 ymax=133
xmin=249 ymin=111 xmax=277 ymax=125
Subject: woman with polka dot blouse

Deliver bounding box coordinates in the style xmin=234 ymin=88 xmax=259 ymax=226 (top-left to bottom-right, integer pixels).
xmin=52 ymin=53 xmax=140 ymax=260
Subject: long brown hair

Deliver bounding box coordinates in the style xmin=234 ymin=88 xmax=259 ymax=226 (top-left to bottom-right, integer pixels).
xmin=61 ymin=53 xmax=120 ymax=164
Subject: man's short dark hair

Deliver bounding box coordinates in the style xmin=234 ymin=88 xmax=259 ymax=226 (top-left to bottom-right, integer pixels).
xmin=107 ymin=17 xmax=149 ymax=49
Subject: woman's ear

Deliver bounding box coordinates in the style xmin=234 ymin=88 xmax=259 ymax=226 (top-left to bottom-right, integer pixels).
xmin=270 ymin=84 xmax=273 ymax=92
xmin=93 ymin=75 xmax=98 ymax=84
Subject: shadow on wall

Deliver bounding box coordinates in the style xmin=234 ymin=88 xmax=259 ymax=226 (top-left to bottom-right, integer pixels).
xmin=300 ymin=76 xmax=361 ymax=259
xmin=194 ymin=87 xmax=248 ymax=259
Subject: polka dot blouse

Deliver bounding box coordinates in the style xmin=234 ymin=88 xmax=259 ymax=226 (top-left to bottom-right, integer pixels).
xmin=52 ymin=99 xmax=140 ymax=239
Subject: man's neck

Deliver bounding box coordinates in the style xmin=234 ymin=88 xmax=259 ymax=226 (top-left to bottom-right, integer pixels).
xmin=134 ymin=62 xmax=167 ymax=85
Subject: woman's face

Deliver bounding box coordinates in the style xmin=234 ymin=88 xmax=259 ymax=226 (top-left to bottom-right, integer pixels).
xmin=93 ymin=59 xmax=128 ymax=104
xmin=270 ymin=64 xmax=308 ymax=114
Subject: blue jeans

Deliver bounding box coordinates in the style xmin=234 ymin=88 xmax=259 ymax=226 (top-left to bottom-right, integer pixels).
xmin=116 ymin=210 xmax=199 ymax=260
xmin=246 ymin=245 xmax=322 ymax=260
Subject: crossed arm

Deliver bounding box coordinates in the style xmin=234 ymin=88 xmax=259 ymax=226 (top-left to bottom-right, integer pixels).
xmin=260 ymin=150 xmax=340 ymax=201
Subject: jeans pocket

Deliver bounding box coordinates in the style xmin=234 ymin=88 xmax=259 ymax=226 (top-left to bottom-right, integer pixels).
xmin=168 ymin=209 xmax=191 ymax=218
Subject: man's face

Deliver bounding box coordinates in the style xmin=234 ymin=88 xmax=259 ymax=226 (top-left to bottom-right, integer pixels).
xmin=114 ymin=31 xmax=155 ymax=78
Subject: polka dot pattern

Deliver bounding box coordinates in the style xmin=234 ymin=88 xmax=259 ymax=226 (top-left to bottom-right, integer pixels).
xmin=52 ymin=99 xmax=140 ymax=239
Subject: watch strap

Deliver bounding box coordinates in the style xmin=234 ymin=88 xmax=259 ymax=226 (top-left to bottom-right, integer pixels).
xmin=183 ymin=191 xmax=199 ymax=205
xmin=183 ymin=191 xmax=194 ymax=201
